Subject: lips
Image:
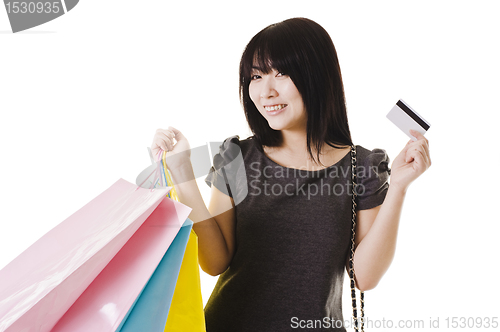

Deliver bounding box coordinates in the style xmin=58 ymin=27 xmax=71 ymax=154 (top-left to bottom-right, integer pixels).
xmin=264 ymin=104 xmax=287 ymax=112
xmin=264 ymin=104 xmax=287 ymax=116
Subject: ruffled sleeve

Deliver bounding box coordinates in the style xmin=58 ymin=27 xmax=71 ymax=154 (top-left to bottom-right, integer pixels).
xmin=204 ymin=135 xmax=247 ymax=205
xmin=355 ymin=147 xmax=391 ymax=210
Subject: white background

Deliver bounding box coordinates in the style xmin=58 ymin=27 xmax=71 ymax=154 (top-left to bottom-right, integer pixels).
xmin=1 ymin=1 xmax=499 ymax=330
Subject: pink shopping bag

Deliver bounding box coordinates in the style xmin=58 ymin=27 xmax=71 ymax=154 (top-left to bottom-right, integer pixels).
xmin=0 ymin=178 xmax=191 ymax=332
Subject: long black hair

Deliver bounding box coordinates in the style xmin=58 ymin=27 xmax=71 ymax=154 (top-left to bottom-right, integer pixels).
xmin=239 ymin=17 xmax=353 ymax=166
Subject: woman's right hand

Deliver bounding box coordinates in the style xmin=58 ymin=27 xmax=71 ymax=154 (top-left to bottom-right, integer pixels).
xmin=151 ymin=126 xmax=191 ymax=169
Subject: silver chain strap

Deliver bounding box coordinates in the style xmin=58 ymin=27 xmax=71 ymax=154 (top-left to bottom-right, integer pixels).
xmin=349 ymin=145 xmax=365 ymax=332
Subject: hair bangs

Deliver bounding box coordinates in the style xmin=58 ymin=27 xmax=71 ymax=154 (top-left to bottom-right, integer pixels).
xmin=241 ymin=25 xmax=299 ymax=82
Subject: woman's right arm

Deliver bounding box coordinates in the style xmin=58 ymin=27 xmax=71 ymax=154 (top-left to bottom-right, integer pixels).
xmin=151 ymin=127 xmax=236 ymax=276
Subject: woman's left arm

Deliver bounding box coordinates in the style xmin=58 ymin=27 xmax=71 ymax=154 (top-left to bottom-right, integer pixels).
xmin=351 ymin=130 xmax=431 ymax=291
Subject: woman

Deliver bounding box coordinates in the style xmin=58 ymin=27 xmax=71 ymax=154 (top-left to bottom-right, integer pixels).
xmin=151 ymin=17 xmax=431 ymax=331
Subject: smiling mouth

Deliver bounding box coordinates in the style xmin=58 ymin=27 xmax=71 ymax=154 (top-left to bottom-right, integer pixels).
xmin=264 ymin=104 xmax=287 ymax=111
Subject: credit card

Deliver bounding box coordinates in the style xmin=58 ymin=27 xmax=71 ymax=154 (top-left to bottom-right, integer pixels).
xmin=386 ymin=99 xmax=430 ymax=141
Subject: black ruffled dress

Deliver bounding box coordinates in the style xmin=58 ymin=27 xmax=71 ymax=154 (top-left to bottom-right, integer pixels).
xmin=203 ymin=135 xmax=390 ymax=331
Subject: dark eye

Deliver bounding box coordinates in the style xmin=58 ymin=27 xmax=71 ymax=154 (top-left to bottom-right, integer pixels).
xmin=251 ymin=74 xmax=261 ymax=80
xmin=276 ymin=72 xmax=287 ymax=77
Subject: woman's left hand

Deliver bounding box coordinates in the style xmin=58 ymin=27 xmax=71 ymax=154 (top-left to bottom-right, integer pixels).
xmin=389 ymin=129 xmax=432 ymax=193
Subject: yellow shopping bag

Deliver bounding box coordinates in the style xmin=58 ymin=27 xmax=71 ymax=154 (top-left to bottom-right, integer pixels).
xmin=164 ymin=229 xmax=206 ymax=331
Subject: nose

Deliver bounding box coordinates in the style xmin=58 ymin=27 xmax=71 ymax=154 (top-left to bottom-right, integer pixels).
xmin=260 ymin=76 xmax=278 ymax=99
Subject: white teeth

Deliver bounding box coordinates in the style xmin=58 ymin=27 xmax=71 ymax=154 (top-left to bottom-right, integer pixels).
xmin=265 ymin=104 xmax=286 ymax=111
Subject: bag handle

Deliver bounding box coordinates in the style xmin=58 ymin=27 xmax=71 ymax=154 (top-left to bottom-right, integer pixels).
xmin=349 ymin=144 xmax=365 ymax=332
xmin=159 ymin=150 xmax=179 ymax=201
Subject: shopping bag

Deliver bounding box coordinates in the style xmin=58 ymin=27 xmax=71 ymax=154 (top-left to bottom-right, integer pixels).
xmin=0 ymin=178 xmax=191 ymax=332
xmin=116 ymin=219 xmax=194 ymax=331
xmin=51 ymin=187 xmax=191 ymax=331
xmin=164 ymin=229 xmax=206 ymax=331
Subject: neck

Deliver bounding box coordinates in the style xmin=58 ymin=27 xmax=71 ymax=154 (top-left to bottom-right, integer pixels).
xmin=280 ymin=129 xmax=309 ymax=156
xmin=279 ymin=128 xmax=334 ymax=166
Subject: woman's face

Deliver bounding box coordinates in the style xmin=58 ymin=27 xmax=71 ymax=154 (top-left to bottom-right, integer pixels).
xmin=248 ymin=64 xmax=307 ymax=133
